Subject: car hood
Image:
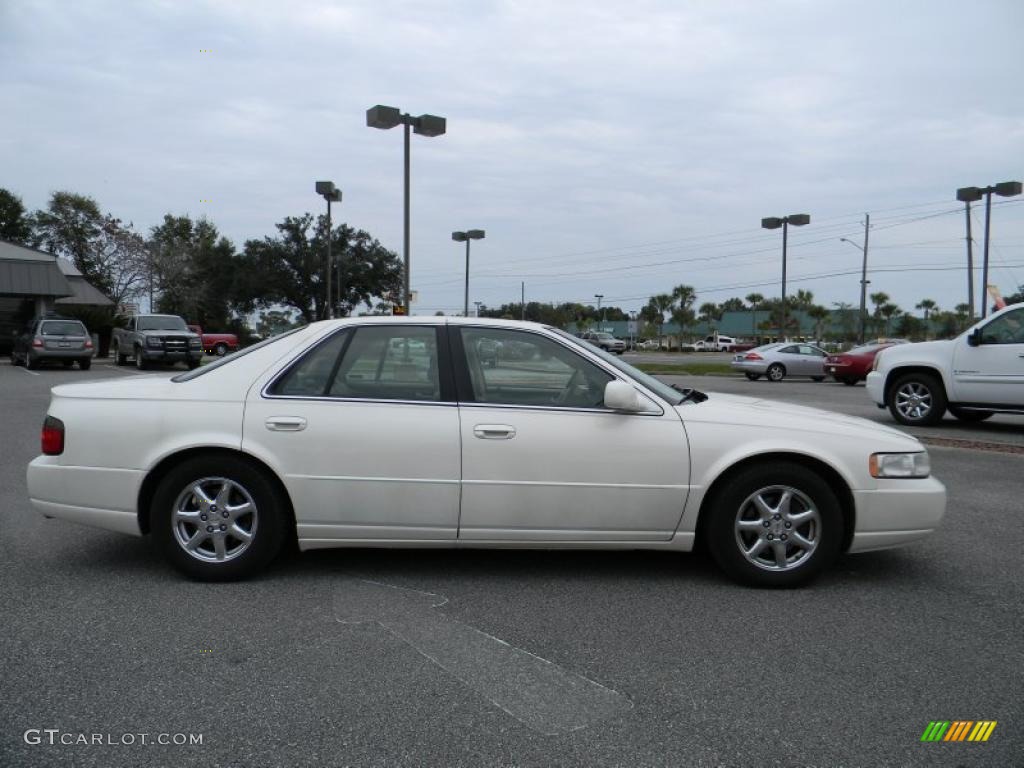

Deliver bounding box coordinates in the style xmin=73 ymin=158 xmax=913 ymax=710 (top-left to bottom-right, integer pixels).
xmin=877 ymin=338 xmax=954 ymax=363
xmin=677 ymin=393 xmax=920 ymax=447
xmin=138 ymin=330 xmax=198 ymax=337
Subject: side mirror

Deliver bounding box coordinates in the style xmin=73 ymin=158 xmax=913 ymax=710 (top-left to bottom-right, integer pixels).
xmin=966 ymin=328 xmax=981 ymax=347
xmin=604 ymin=380 xmax=643 ymax=412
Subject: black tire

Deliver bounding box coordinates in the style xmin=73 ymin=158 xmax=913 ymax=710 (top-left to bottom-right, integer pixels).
xmin=63 ymin=360 xmax=74 ymax=368
xmin=887 ymin=372 xmax=947 ymax=426
xmin=135 ymin=347 xmax=149 ymax=370
xmin=766 ymin=363 xmax=786 ymax=382
xmin=11 ymin=351 xmax=22 ymax=366
xmin=948 ymin=406 xmax=993 ymax=423
xmin=704 ymin=462 xmax=843 ymax=587
xmin=744 ymin=372 xmax=761 ymax=381
xmin=114 ymin=343 xmax=128 ymax=366
xmin=215 ymin=343 xmax=228 ymax=357
xmin=841 ymin=377 xmax=858 ymax=386
xmin=79 ymin=359 xmax=91 ymax=370
xmin=150 ymin=455 xmax=290 ymax=581
xmin=26 ymin=354 xmax=39 ymax=370
xmin=811 ymin=376 xmax=825 ymax=382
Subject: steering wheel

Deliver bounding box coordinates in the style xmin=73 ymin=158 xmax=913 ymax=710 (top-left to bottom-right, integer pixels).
xmin=554 ymin=368 xmax=583 ymax=406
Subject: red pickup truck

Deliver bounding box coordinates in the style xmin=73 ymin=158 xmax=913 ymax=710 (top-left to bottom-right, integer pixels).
xmin=187 ymin=325 xmax=239 ymax=356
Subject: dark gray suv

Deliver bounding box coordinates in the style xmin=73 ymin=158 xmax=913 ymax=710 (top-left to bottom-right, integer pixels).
xmin=12 ymin=317 xmax=93 ymax=370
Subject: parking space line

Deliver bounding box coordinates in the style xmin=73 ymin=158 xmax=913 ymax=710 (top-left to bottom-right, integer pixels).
xmin=14 ymin=366 xmax=40 ymax=376
xmin=335 ymin=579 xmax=632 ymax=735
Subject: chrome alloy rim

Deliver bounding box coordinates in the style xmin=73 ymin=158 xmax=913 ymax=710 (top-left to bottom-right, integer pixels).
xmin=768 ymin=365 xmax=784 ymax=381
xmin=734 ymin=485 xmax=820 ymax=571
xmin=894 ymin=382 xmax=932 ymax=420
xmin=172 ymin=477 xmax=258 ymax=563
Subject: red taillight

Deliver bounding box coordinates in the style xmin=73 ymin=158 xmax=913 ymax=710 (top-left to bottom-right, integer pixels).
xmin=41 ymin=416 xmax=64 ymax=456
xmin=84 ymin=339 xmax=94 ymax=349
xmin=32 ymin=337 xmax=44 ymax=348
xmin=744 ymin=352 xmax=763 ymax=360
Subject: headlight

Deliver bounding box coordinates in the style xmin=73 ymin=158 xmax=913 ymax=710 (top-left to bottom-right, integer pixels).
xmin=146 ymin=336 xmax=163 ymax=348
xmin=189 ymin=338 xmax=203 ymax=348
xmin=871 ymin=353 xmax=883 ymax=372
xmin=869 ymin=452 xmax=930 ymax=478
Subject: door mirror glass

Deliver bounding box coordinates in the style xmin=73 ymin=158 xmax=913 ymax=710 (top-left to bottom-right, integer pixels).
xmin=966 ymin=328 xmax=981 ymax=347
xmin=604 ymin=381 xmax=643 ymax=412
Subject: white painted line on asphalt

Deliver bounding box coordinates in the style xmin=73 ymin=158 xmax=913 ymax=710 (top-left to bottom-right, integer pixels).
xmin=15 ymin=366 xmax=40 ymax=376
xmin=335 ymin=579 xmax=632 ymax=734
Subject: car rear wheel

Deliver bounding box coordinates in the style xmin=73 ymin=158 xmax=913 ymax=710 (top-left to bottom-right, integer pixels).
xmin=811 ymin=376 xmax=825 ymax=382
xmin=766 ymin=363 xmax=786 ymax=382
xmin=79 ymin=359 xmax=91 ymax=370
xmin=114 ymin=342 xmax=128 ymax=365
xmin=704 ymin=462 xmax=843 ymax=587
xmin=26 ymin=354 xmax=39 ymax=370
xmin=151 ymin=456 xmax=289 ymax=581
xmin=841 ymin=377 xmax=858 ymax=386
xmin=215 ymin=343 xmax=228 ymax=356
xmin=744 ymin=372 xmax=761 ymax=381
xmin=888 ymin=373 xmax=946 ymax=426
xmin=948 ymin=406 xmax=993 ymax=422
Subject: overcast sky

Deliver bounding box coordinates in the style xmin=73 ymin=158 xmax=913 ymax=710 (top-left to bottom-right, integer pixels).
xmin=2 ymin=0 xmax=1022 ymax=316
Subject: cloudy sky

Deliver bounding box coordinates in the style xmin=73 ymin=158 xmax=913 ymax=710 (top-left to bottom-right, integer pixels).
xmin=2 ymin=0 xmax=1022 ymax=316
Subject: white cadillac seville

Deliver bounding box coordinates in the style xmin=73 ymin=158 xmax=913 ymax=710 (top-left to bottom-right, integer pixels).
xmin=27 ymin=317 xmax=945 ymax=586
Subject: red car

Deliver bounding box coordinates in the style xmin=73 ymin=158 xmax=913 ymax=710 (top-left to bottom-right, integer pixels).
xmin=825 ymin=341 xmax=907 ymax=385
xmin=187 ymin=325 xmax=239 ymax=357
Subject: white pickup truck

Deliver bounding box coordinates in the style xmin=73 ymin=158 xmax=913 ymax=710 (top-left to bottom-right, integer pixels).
xmin=866 ymin=302 xmax=1024 ymax=425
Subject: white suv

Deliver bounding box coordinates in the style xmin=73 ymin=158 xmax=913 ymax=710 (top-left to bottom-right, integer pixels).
xmin=866 ymin=302 xmax=1024 ymax=425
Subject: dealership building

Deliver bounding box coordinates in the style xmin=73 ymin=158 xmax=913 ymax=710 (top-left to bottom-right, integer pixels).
xmin=0 ymin=239 xmax=113 ymax=349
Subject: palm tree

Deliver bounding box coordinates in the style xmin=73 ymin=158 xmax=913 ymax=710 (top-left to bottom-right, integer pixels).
xmin=807 ymin=305 xmax=830 ymax=342
xmin=793 ymin=289 xmax=815 ymax=310
xmin=869 ymin=292 xmax=890 ymax=336
xmin=698 ymin=302 xmax=721 ymax=330
xmin=916 ymin=298 xmax=937 ymax=340
xmin=746 ymin=292 xmax=764 ymax=340
xmin=652 ymin=293 xmax=674 ymax=342
xmin=879 ymin=303 xmax=901 ymax=336
xmin=954 ymin=303 xmax=971 ymax=331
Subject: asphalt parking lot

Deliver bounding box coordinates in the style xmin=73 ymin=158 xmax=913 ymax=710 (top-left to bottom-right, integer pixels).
xmin=1 ymin=359 xmax=1021 ymax=768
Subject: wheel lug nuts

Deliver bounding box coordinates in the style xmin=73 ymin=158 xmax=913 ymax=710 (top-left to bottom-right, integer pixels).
xmin=773 ymin=514 xmax=781 ymax=520
xmin=200 ymin=514 xmax=207 ymax=521
xmin=762 ymin=521 xmax=770 ymax=528
xmin=222 ymin=511 xmax=229 ymax=518
xmin=767 ymin=534 xmax=774 ymax=540
xmin=784 ymin=522 xmax=792 ymax=529
xmin=220 ymin=524 xmax=227 ymax=531
xmin=206 ymin=525 xmax=214 ymax=532
xmin=781 ymin=534 xmax=788 ymax=541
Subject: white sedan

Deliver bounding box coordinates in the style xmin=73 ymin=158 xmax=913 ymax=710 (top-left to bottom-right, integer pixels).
xmin=27 ymin=318 xmax=945 ymax=586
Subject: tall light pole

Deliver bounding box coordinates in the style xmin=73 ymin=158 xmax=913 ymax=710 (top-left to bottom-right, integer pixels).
xmin=367 ymin=105 xmax=447 ymax=316
xmin=957 ymin=182 xmax=1022 ymax=317
xmin=315 ymin=181 xmax=342 ymax=319
xmin=762 ymin=214 xmax=810 ymax=340
xmin=594 ymin=294 xmax=604 ymax=327
xmin=452 ymin=229 xmax=485 ymax=316
xmin=840 ymin=214 xmax=871 ymax=344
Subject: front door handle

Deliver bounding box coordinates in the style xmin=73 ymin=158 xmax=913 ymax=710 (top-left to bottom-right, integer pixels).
xmin=473 ymin=424 xmax=516 ymax=440
xmin=265 ymin=416 xmax=307 ymax=432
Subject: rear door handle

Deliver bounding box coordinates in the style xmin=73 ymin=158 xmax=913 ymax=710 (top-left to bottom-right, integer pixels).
xmin=473 ymin=424 xmax=516 ymax=440
xmin=265 ymin=416 xmax=307 ymax=432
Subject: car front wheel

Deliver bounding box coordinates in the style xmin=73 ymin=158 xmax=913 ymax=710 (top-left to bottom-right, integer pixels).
xmin=888 ymin=373 xmax=947 ymax=426
xmin=114 ymin=342 xmax=127 ymax=365
xmin=744 ymin=372 xmax=761 ymax=381
xmin=705 ymin=462 xmax=843 ymax=587
xmin=151 ymin=456 xmax=289 ymax=581
xmin=766 ymin=363 xmax=786 ymax=382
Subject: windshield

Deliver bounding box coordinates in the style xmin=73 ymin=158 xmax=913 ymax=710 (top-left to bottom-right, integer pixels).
xmin=550 ymin=328 xmax=687 ymax=406
xmin=172 ymin=327 xmax=305 ymax=382
xmin=138 ymin=315 xmax=188 ymax=331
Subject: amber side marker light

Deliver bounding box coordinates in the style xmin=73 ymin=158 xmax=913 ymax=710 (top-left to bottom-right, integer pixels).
xmin=41 ymin=416 xmax=65 ymax=456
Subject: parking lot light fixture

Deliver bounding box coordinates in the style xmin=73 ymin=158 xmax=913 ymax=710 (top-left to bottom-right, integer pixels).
xmin=762 ymin=213 xmax=810 ymax=339
xmin=315 ymin=181 xmax=342 ymax=319
xmin=453 ymin=229 xmax=485 ymax=316
xmin=956 ymin=181 xmax=1022 ymax=317
xmin=367 ymin=105 xmax=447 ymax=316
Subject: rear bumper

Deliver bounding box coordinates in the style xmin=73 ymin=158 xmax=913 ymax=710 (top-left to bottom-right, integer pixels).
xmin=31 ymin=349 xmax=91 ymax=361
xmin=27 ymin=457 xmax=144 ymax=536
xmin=731 ymin=360 xmax=769 ymax=374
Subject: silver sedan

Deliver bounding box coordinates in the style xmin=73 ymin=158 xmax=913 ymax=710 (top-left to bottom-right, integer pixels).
xmin=731 ymin=343 xmax=828 ymax=382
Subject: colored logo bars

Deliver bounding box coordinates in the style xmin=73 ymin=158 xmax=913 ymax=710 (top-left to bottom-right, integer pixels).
xmin=921 ymin=721 xmax=997 ymax=742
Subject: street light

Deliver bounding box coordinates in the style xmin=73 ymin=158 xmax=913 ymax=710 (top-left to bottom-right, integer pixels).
xmin=761 ymin=213 xmax=810 ymax=340
xmin=452 ymin=229 xmax=485 ymax=316
xmin=840 ymin=215 xmax=871 ymax=344
xmin=474 ymin=300 xmax=483 ymax=317
xmin=957 ymin=181 xmax=1022 ymax=317
xmin=315 ymin=181 xmax=342 ymax=319
xmin=594 ymin=294 xmax=604 ymax=326
xmin=367 ymin=105 xmax=447 ymax=316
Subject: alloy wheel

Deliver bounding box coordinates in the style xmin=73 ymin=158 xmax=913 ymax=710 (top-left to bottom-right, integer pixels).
xmin=733 ymin=485 xmax=820 ymax=572
xmin=894 ymin=381 xmax=932 ymax=421
xmin=171 ymin=477 xmax=258 ymax=563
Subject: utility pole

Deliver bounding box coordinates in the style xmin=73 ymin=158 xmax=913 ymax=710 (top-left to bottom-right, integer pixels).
xmin=965 ymin=201 xmax=975 ymax=319
xmin=858 ymin=214 xmax=870 ymax=345
xmin=521 ymin=281 xmax=525 ymax=321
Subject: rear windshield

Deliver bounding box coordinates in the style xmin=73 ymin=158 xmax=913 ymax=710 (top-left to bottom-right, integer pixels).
xmin=40 ymin=321 xmax=86 ymax=336
xmin=172 ymin=327 xmax=305 ymax=382
xmin=138 ymin=316 xmax=188 ymax=331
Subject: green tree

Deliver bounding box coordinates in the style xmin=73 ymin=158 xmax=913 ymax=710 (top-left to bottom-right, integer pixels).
xmin=257 ymin=309 xmax=299 ymax=338
xmin=29 ymin=191 xmax=110 ymax=294
xmin=240 ymin=213 xmax=401 ymax=324
xmin=0 ymin=188 xmax=32 ymax=243
xmin=698 ymin=302 xmax=721 ymax=329
xmin=869 ymin=291 xmax=890 ymax=335
xmin=915 ymin=298 xmax=938 ymax=339
xmin=746 ymin=293 xmax=764 ymax=339
xmin=807 ymin=305 xmax=830 ymax=341
xmin=953 ymin=303 xmax=971 ymax=331
xmin=720 ymin=297 xmax=745 ymax=312
xmin=832 ymin=301 xmax=857 ymax=342
xmin=879 ymin=303 xmax=902 ymax=336
xmin=793 ymin=289 xmax=815 ymax=310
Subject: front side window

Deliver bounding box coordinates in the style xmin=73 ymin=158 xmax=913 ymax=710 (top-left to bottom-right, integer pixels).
xmin=458 ymin=328 xmax=613 ymax=408
xmin=979 ymin=309 xmax=1024 ymax=345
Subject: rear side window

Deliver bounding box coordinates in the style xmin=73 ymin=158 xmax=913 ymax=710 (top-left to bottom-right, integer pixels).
xmin=268 ymin=330 xmax=351 ymax=396
xmin=40 ymin=321 xmax=86 ymax=336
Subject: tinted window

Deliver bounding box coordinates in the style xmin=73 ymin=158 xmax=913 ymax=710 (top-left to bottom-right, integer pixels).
xmin=138 ymin=315 xmax=188 ymax=331
xmin=980 ymin=309 xmax=1024 ymax=345
xmin=328 ymin=326 xmax=440 ymax=401
xmin=779 ymin=345 xmax=799 ymax=354
xmin=460 ymin=327 xmax=612 ymax=408
xmin=267 ymin=330 xmax=351 ymax=396
xmin=40 ymin=321 xmax=86 ymax=336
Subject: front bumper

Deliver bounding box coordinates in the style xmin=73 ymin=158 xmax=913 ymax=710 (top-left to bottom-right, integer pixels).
xmin=865 ymin=371 xmax=885 ymax=405
xmin=848 ymin=475 xmax=946 ymax=552
xmin=143 ymin=348 xmax=201 ymax=362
